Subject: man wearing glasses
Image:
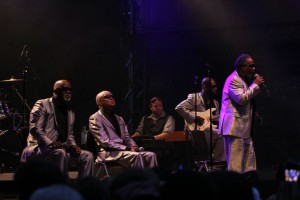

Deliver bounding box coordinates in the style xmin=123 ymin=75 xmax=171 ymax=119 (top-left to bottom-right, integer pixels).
xmin=218 ymin=54 xmax=265 ymax=173
xmin=89 ymin=90 xmax=158 ymax=169
xmin=21 ymin=80 xmax=94 ymax=179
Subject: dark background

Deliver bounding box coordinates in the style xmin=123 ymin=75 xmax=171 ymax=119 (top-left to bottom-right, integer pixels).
xmin=1 ymin=0 xmax=300 ymax=167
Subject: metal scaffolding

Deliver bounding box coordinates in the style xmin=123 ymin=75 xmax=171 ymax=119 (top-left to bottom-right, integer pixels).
xmin=121 ymin=0 xmax=147 ymax=133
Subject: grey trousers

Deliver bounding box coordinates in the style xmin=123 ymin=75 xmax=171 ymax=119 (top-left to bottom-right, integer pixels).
xmin=96 ymin=150 xmax=158 ymax=169
xmin=21 ymin=145 xmax=94 ymax=178
xmin=223 ymin=135 xmax=256 ymax=173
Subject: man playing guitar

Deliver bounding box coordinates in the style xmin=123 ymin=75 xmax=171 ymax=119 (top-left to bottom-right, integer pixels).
xmin=175 ymin=77 xmax=225 ymax=165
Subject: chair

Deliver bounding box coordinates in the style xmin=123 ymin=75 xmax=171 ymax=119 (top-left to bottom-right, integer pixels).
xmin=86 ymin=132 xmax=125 ymax=179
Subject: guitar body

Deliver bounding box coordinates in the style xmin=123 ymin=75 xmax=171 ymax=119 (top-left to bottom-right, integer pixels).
xmin=185 ymin=108 xmax=218 ymax=132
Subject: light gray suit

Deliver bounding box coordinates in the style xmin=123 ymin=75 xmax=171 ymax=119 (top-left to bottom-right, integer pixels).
xmin=175 ymin=92 xmax=225 ymax=162
xmin=21 ymin=97 xmax=93 ymax=178
xmin=89 ymin=110 xmax=158 ymax=168
xmin=218 ymin=70 xmax=260 ymax=173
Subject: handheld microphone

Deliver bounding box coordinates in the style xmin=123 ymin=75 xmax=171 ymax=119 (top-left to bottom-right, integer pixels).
xmin=254 ymin=73 xmax=270 ymax=97
xmin=254 ymin=73 xmax=267 ymax=88
xmin=138 ymin=147 xmax=144 ymax=152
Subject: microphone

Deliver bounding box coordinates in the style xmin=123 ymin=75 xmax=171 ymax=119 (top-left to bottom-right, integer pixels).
xmin=138 ymin=147 xmax=144 ymax=152
xmin=19 ymin=44 xmax=27 ymax=62
xmin=254 ymin=73 xmax=270 ymax=97
xmin=253 ymin=73 xmax=266 ymax=88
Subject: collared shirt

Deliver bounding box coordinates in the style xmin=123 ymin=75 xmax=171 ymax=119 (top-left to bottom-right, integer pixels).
xmin=135 ymin=111 xmax=175 ymax=135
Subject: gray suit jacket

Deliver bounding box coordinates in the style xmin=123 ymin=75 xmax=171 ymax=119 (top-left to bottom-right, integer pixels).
xmin=27 ymin=97 xmax=76 ymax=149
xmin=175 ymin=92 xmax=219 ymax=131
xmin=218 ymin=70 xmax=260 ymax=139
xmin=89 ymin=110 xmax=137 ymax=161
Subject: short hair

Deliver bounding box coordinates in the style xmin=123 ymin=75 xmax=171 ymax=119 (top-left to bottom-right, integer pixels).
xmin=234 ymin=54 xmax=251 ymax=69
xmin=201 ymin=77 xmax=215 ymax=87
xmin=149 ymin=97 xmax=162 ymax=105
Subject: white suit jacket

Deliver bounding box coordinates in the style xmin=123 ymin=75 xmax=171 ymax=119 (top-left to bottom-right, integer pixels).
xmin=21 ymin=97 xmax=77 ymax=161
xmin=89 ymin=110 xmax=137 ymax=161
xmin=218 ymin=70 xmax=260 ymax=139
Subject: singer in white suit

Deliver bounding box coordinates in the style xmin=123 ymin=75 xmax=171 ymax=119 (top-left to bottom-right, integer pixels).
xmin=89 ymin=90 xmax=158 ymax=169
xmin=218 ymin=54 xmax=265 ymax=173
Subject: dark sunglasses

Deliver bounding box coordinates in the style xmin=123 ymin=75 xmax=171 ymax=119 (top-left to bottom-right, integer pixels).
xmin=54 ymin=87 xmax=72 ymax=93
xmin=246 ymin=63 xmax=255 ymax=68
xmin=102 ymin=94 xmax=114 ymax=99
xmin=61 ymin=87 xmax=72 ymax=92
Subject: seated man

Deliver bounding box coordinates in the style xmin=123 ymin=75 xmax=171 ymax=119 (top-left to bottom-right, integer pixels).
xmin=89 ymin=90 xmax=158 ymax=169
xmin=175 ymin=77 xmax=225 ymax=165
xmin=132 ymin=97 xmax=175 ymax=141
xmin=21 ymin=80 xmax=93 ymax=179
xmin=132 ymin=97 xmax=176 ymax=170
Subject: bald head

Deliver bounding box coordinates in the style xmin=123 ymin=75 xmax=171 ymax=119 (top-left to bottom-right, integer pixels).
xmin=96 ymin=91 xmax=109 ymax=106
xmin=53 ymin=80 xmax=72 ymax=102
xmin=53 ymin=80 xmax=71 ymax=91
xmin=96 ymin=90 xmax=115 ymax=110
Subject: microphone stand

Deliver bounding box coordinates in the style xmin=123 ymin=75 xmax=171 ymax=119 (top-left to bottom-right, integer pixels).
xmin=194 ymin=75 xmax=199 ymax=132
xmin=11 ymin=86 xmax=31 ymax=112
xmin=207 ymin=65 xmax=213 ymax=171
xmin=189 ymin=75 xmax=199 ymax=170
xmin=21 ymin=50 xmax=29 ymax=128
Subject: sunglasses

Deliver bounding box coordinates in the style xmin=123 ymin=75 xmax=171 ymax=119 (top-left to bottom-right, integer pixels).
xmin=54 ymin=87 xmax=72 ymax=93
xmin=61 ymin=87 xmax=72 ymax=92
xmin=246 ymin=63 xmax=255 ymax=68
xmin=102 ymin=94 xmax=114 ymax=100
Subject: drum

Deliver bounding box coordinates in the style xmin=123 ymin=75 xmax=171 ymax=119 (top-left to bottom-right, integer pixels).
xmin=0 ymin=130 xmax=23 ymax=172
xmin=0 ymin=99 xmax=8 ymax=121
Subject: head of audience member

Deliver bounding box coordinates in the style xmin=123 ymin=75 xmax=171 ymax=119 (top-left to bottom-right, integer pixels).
xmin=234 ymin=54 xmax=256 ymax=78
xmin=52 ymin=80 xmax=72 ymax=106
xmin=96 ymin=90 xmax=116 ymax=113
xmin=149 ymin=97 xmax=164 ymax=118
xmin=207 ymin=170 xmax=255 ymax=200
xmin=276 ymin=181 xmax=300 ymax=200
xmin=265 ymin=160 xmax=300 ymax=200
xmin=14 ymin=159 xmax=67 ymax=200
xmin=160 ymin=170 xmax=215 ymax=200
xmin=201 ymin=77 xmax=217 ymax=96
xmin=108 ymin=168 xmax=161 ymax=200
xmin=29 ymin=184 xmax=83 ymax=200
xmin=74 ymin=176 xmax=109 ymax=200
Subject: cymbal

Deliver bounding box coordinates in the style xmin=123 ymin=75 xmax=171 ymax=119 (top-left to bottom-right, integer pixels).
xmin=0 ymin=77 xmax=23 ymax=83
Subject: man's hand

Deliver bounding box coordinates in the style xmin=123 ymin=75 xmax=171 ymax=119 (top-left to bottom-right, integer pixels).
xmin=48 ymin=141 xmax=63 ymax=149
xmin=131 ymin=146 xmax=139 ymax=152
xmin=254 ymin=74 xmax=264 ymax=86
xmin=131 ymin=132 xmax=141 ymax=138
xmin=69 ymin=145 xmax=81 ymax=156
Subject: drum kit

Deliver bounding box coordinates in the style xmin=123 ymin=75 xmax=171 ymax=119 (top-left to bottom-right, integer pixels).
xmin=0 ymin=76 xmax=28 ymax=172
